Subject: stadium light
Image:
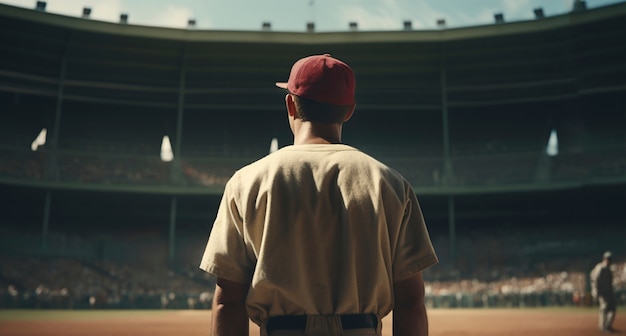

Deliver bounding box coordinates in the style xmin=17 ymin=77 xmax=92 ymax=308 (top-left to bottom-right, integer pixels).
xmin=306 ymin=22 xmax=315 ymax=32
xmin=262 ymin=22 xmax=271 ymax=31
xmin=494 ymin=13 xmax=505 ymax=24
xmin=31 ymin=128 xmax=47 ymax=152
xmin=269 ymin=138 xmax=278 ymax=154
xmin=403 ymin=20 xmax=412 ymax=30
xmin=120 ymin=13 xmax=128 ymax=24
xmin=573 ymin=0 xmax=587 ymax=12
xmin=188 ymin=19 xmax=196 ymax=28
xmin=534 ymin=7 xmax=545 ymax=19
xmin=349 ymin=22 xmax=358 ymax=31
xmin=546 ymin=129 xmax=559 ymax=157
xmin=35 ymin=1 xmax=46 ymax=11
xmin=82 ymin=7 xmax=91 ymax=18
xmin=437 ymin=19 xmax=446 ymax=28
xmin=161 ymin=135 xmax=174 ymax=162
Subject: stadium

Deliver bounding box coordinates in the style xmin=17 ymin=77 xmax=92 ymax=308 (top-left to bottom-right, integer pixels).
xmin=0 ymin=0 xmax=625 ymax=333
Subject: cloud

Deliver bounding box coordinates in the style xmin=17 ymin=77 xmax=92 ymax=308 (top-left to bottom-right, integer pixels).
xmin=335 ymin=5 xmax=402 ymax=30
xmin=445 ymin=8 xmax=495 ymax=27
xmin=1 ymin=0 xmax=123 ymax=23
xmin=0 ymin=0 xmax=38 ymax=9
xmin=87 ymin=0 xmax=123 ymax=23
xmin=502 ymin=0 xmax=536 ymax=21
xmin=332 ymin=1 xmax=447 ymax=31
xmin=146 ymin=5 xmax=194 ymax=28
xmin=0 ymin=0 xmax=199 ymax=27
xmin=503 ymin=0 xmax=531 ymax=14
xmin=4 ymin=0 xmax=622 ymax=32
xmin=328 ymin=0 xmax=544 ymax=31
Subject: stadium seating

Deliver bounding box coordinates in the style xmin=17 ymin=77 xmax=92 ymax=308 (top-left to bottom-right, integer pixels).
xmin=0 ymin=0 xmax=624 ymax=310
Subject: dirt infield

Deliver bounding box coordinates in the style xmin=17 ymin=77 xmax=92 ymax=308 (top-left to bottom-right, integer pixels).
xmin=0 ymin=308 xmax=623 ymax=336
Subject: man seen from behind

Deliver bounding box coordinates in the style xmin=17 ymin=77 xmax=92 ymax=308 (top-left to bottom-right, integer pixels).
xmin=200 ymin=53 xmax=438 ymax=336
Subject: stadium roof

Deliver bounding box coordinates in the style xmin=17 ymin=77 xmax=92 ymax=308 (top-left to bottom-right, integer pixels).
xmin=0 ymin=1 xmax=624 ymax=195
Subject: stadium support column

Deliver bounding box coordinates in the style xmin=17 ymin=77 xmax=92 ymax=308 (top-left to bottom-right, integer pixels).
xmin=448 ymin=195 xmax=456 ymax=267
xmin=49 ymin=32 xmax=73 ymax=181
xmin=440 ymin=45 xmax=453 ymax=185
xmin=171 ymin=44 xmax=188 ymax=185
xmin=41 ymin=191 xmax=51 ymax=253
xmin=440 ymin=40 xmax=457 ymax=267
xmin=168 ymin=196 xmax=177 ymax=265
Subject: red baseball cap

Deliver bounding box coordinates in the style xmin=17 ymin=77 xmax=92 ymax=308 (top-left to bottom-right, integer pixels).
xmin=276 ymin=54 xmax=355 ymax=105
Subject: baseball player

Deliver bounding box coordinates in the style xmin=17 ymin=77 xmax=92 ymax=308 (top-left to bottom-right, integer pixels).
xmin=200 ymin=54 xmax=438 ymax=336
xmin=590 ymin=251 xmax=617 ymax=333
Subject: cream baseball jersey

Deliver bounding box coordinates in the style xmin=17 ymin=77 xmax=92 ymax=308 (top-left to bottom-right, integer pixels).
xmin=200 ymin=144 xmax=438 ymax=325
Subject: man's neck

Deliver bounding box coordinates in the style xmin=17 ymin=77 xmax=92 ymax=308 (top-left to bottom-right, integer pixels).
xmin=293 ymin=121 xmax=342 ymax=145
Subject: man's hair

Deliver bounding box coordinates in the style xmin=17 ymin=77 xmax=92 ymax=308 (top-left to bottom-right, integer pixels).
xmin=292 ymin=94 xmax=352 ymax=124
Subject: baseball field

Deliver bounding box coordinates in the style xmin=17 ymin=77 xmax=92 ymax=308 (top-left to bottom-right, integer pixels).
xmin=0 ymin=308 xmax=622 ymax=336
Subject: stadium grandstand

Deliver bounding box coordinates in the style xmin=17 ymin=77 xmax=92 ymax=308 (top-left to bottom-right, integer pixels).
xmin=0 ymin=1 xmax=624 ymax=309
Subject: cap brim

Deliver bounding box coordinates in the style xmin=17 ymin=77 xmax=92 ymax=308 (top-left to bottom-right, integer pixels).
xmin=275 ymin=82 xmax=288 ymax=89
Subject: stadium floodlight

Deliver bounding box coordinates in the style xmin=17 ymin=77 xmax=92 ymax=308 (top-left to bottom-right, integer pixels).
xmin=35 ymin=1 xmax=46 ymax=11
xmin=494 ymin=13 xmax=505 ymax=24
xmin=31 ymin=128 xmax=47 ymax=152
xmin=188 ymin=19 xmax=196 ymax=28
xmin=306 ymin=22 xmax=315 ymax=33
xmin=120 ymin=13 xmax=128 ymax=24
xmin=82 ymin=7 xmax=91 ymax=18
xmin=349 ymin=22 xmax=358 ymax=31
xmin=269 ymin=138 xmax=278 ymax=154
xmin=573 ymin=0 xmax=587 ymax=12
xmin=160 ymin=135 xmax=174 ymax=162
xmin=262 ymin=22 xmax=271 ymax=31
xmin=546 ymin=129 xmax=559 ymax=157
xmin=534 ymin=7 xmax=545 ymax=19
xmin=436 ymin=19 xmax=446 ymax=28
xmin=403 ymin=20 xmax=412 ymax=30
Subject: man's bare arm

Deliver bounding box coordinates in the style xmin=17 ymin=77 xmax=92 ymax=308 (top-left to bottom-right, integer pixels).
xmin=212 ymin=277 xmax=249 ymax=336
xmin=393 ymin=272 xmax=428 ymax=336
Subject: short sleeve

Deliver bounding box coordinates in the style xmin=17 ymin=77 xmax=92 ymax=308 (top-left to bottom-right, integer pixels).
xmin=392 ymin=185 xmax=438 ymax=281
xmin=199 ymin=179 xmax=254 ymax=283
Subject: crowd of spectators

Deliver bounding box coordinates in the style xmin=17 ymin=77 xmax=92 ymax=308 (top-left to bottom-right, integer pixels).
xmin=58 ymin=154 xmax=169 ymax=185
xmin=1 ymin=224 xmax=625 ymax=310
xmin=0 ymin=148 xmax=45 ymax=180
xmin=1 ymin=142 xmax=625 ymax=188
xmin=427 ymin=261 xmax=626 ymax=308
xmin=180 ymin=159 xmax=242 ymax=187
xmin=425 ymin=271 xmax=585 ymax=308
xmin=0 ymin=255 xmax=215 ymax=310
xmin=1 ymin=254 xmax=624 ymax=310
xmin=1 ymin=136 xmax=624 ymax=310
xmin=552 ymin=146 xmax=626 ymax=181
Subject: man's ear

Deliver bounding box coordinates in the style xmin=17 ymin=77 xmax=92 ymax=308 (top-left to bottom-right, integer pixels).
xmin=343 ymin=103 xmax=356 ymax=122
xmin=285 ymin=93 xmax=297 ymax=117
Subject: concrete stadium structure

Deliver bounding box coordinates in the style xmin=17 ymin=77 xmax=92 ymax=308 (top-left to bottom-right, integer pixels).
xmin=0 ymin=2 xmax=624 ymax=274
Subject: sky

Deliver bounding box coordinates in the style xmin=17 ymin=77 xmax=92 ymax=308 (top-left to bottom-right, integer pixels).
xmin=0 ymin=0 xmax=625 ymax=32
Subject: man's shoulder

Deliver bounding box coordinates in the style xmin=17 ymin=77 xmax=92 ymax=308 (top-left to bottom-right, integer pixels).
xmin=240 ymin=144 xmax=375 ymax=166
xmin=592 ymin=263 xmax=612 ymax=277
xmin=592 ymin=262 xmax=604 ymax=271
xmin=232 ymin=144 xmax=408 ymax=183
